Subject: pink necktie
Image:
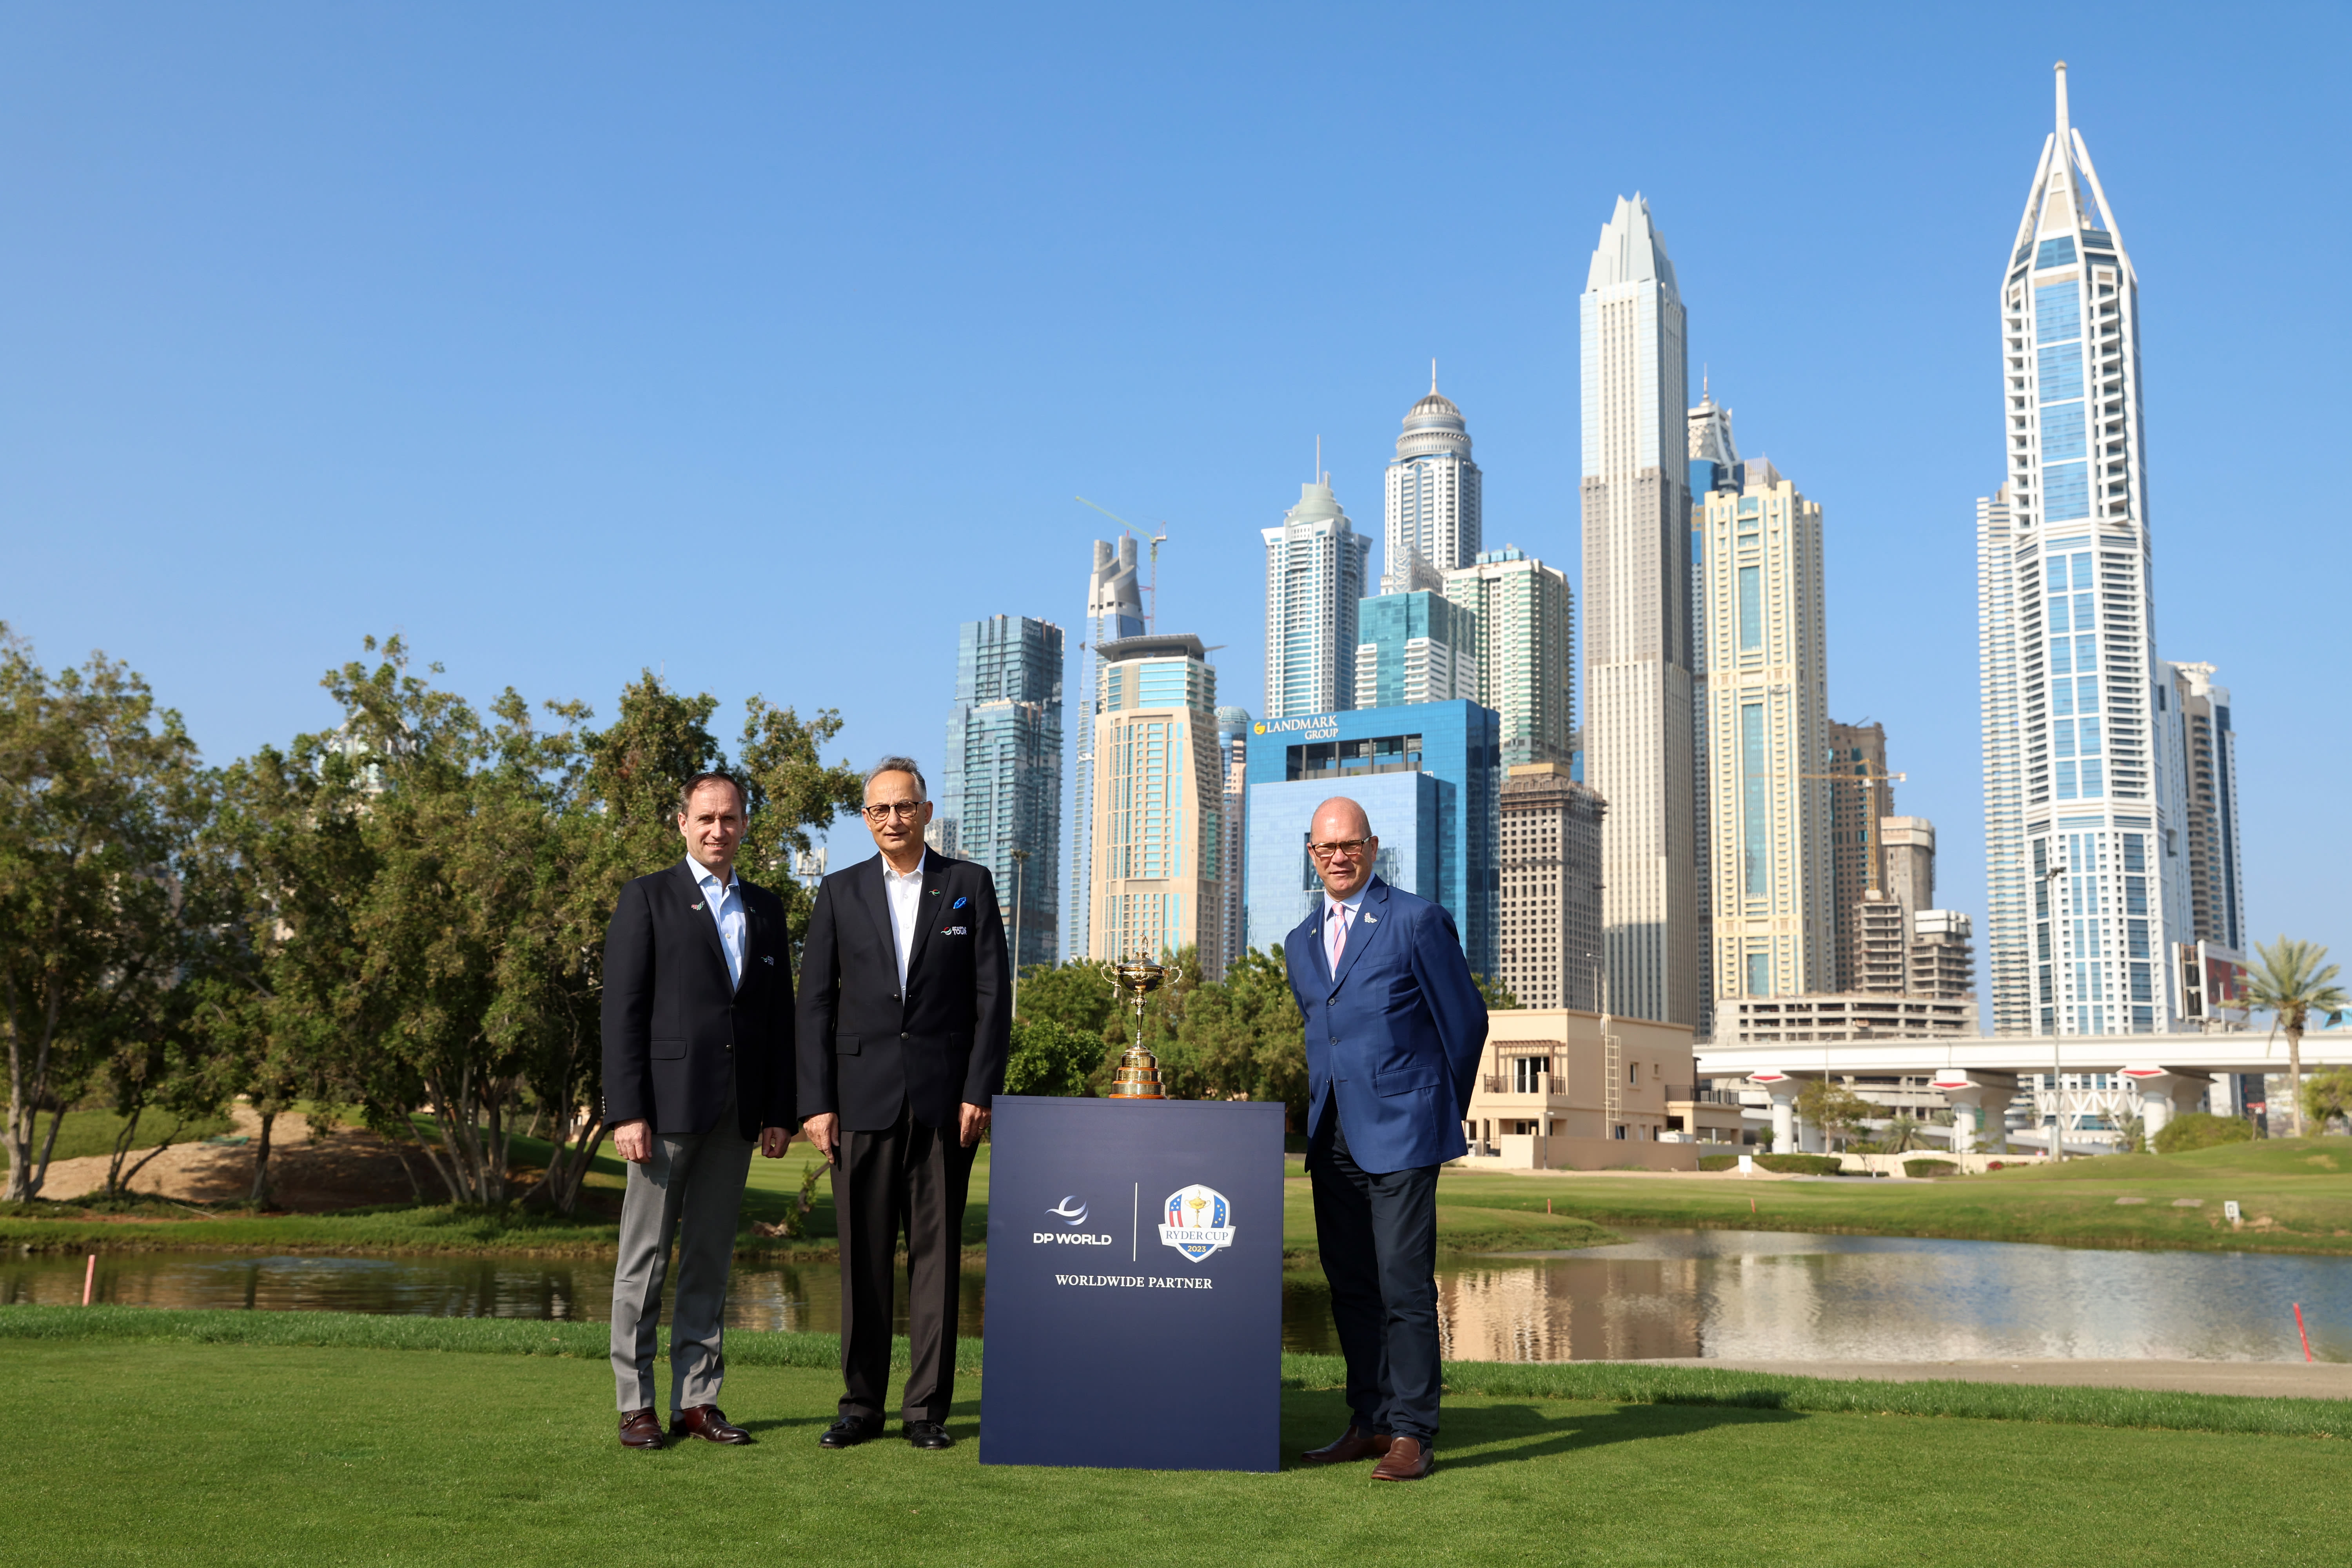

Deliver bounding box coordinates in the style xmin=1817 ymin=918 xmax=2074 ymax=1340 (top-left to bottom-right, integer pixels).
xmin=1327 ymin=905 xmax=1348 ymax=971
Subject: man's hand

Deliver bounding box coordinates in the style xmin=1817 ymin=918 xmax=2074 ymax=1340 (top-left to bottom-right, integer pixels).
xmin=959 ymin=1102 xmax=991 ymax=1149
xmin=613 ymin=1119 xmax=652 ymax=1164
xmin=758 ymin=1126 xmax=792 ymax=1158
xmin=803 ymin=1112 xmax=840 ymax=1165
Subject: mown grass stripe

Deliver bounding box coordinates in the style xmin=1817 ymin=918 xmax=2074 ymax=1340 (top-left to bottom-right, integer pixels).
xmin=4 ymin=1305 xmax=2339 ymax=1440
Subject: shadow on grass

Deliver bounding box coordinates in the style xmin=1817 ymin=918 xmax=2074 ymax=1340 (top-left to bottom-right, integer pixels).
xmin=1278 ymin=1387 xmax=1804 ymax=1472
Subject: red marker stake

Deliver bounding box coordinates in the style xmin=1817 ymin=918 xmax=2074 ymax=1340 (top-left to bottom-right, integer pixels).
xmin=82 ymin=1254 xmax=96 ymax=1307
xmin=2294 ymin=1302 xmax=2313 ymax=1363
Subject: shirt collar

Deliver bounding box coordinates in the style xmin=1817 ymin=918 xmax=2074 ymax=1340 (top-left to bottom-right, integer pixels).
xmin=882 ymin=854 xmax=926 ymax=886
xmin=1324 ymin=880 xmax=1371 ymax=919
xmin=686 ymin=856 xmax=739 ymax=894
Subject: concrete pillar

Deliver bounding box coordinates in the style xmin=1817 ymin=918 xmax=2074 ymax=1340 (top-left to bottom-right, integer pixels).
xmin=2122 ymin=1067 xmax=2213 ymax=1144
xmin=1931 ymin=1071 xmax=2019 ymax=1155
xmin=1748 ymin=1072 xmax=1802 ymax=1154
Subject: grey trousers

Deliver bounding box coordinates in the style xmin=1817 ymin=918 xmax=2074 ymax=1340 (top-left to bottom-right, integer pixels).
xmin=610 ymin=1094 xmax=755 ymax=1412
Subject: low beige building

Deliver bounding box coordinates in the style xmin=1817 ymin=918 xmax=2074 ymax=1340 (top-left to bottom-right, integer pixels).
xmin=1457 ymin=1007 xmax=1739 ymax=1171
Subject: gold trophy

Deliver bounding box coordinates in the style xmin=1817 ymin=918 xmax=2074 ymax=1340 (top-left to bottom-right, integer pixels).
xmin=1104 ymin=955 xmax=1182 ymax=1100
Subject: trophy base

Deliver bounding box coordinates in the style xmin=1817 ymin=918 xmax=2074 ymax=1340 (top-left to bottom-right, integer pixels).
xmin=1105 ymin=1048 xmax=1165 ymax=1100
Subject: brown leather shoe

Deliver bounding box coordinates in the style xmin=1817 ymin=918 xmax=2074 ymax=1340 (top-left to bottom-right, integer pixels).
xmin=619 ymin=1407 xmax=665 ymax=1449
xmin=670 ymin=1405 xmax=753 ymax=1444
xmin=1300 ymin=1425 xmax=1394 ymax=1464
xmin=1370 ymin=1435 xmax=1433 ymax=1481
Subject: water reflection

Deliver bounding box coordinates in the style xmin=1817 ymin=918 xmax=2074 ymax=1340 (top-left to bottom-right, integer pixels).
xmin=6 ymin=1230 xmax=2344 ymax=1363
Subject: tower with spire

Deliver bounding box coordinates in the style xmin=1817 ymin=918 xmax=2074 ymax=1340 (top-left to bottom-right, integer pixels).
xmin=1979 ymin=63 xmax=2185 ymax=1036
xmin=1262 ymin=467 xmax=1369 ymax=719
xmin=1581 ymin=192 xmax=1700 ymax=1029
xmin=1381 ymin=368 xmax=1482 ymax=594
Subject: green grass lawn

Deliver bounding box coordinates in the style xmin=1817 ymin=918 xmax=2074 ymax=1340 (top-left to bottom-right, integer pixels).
xmin=3 ymin=1319 xmax=2342 ymax=1566
xmin=1419 ymin=1136 xmax=2352 ymax=1255
xmin=9 ymin=1133 xmax=2350 ymax=1261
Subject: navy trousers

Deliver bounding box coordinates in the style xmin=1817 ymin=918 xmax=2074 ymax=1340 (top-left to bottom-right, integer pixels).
xmin=1309 ymin=1112 xmax=1442 ymax=1444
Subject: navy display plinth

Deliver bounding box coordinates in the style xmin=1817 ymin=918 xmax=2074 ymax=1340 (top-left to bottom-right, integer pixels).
xmin=980 ymin=1095 xmax=1285 ymax=1472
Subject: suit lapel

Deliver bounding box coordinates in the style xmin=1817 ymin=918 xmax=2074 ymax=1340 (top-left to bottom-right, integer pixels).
xmin=1329 ymin=877 xmax=1388 ymax=993
xmin=674 ymin=860 xmax=733 ymax=987
xmin=904 ymin=850 xmax=945 ymax=980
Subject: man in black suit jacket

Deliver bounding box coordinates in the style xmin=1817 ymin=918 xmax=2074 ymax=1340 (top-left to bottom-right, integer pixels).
xmin=798 ymin=756 xmax=1009 ymax=1451
xmin=602 ymin=771 xmax=796 ymax=1450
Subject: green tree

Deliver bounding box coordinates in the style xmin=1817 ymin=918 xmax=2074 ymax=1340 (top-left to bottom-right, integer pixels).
xmin=2243 ymin=937 xmax=2347 ymax=1139
xmin=1002 ymin=1017 xmax=1104 ymax=1098
xmin=1475 ymin=972 xmax=1519 ymax=1010
xmin=1794 ymin=1079 xmax=1871 ymax=1152
xmin=0 ymin=628 xmax=207 ymax=1201
xmin=733 ymin=695 xmax=864 ymax=962
xmin=1013 ymin=957 xmax=1120 ymax=1042
xmin=2301 ymin=1066 xmax=2352 ymax=1135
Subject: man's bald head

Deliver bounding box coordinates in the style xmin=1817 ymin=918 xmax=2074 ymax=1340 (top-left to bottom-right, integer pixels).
xmin=1308 ymin=797 xmax=1377 ymax=899
xmin=1312 ymin=797 xmax=1371 ymax=842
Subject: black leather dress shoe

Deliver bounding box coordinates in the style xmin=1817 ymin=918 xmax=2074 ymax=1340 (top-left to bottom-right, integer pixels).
xmin=903 ymin=1420 xmax=954 ymax=1450
xmin=819 ymin=1415 xmax=884 ymax=1449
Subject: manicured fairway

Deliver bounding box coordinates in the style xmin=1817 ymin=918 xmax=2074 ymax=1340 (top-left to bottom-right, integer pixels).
xmin=7 ymin=1334 xmax=2340 ymax=1567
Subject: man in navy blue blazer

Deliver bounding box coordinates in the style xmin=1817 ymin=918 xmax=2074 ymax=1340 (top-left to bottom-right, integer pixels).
xmin=1283 ymin=796 xmax=1487 ymax=1481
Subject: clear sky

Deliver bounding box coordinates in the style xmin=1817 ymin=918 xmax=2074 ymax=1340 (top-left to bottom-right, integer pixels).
xmin=5 ymin=2 xmax=2345 ymax=977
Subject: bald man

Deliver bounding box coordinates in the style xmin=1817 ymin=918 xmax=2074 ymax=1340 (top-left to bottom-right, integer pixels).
xmin=1283 ymin=796 xmax=1486 ymax=1482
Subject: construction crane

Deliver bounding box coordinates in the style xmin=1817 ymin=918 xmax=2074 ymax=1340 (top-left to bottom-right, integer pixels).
xmin=1797 ymin=762 xmax=1908 ymax=892
xmin=1074 ymin=496 xmax=1170 ymax=631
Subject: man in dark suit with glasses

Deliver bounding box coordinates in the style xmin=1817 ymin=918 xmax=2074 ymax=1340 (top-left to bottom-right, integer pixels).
xmin=798 ymin=756 xmax=1010 ymax=1451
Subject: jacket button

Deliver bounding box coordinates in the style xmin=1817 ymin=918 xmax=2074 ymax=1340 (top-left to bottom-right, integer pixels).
xmin=901 ymin=1032 xmax=910 ymax=1040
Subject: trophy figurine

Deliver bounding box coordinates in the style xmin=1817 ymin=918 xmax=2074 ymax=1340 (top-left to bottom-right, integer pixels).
xmin=1104 ymin=955 xmax=1182 ymax=1100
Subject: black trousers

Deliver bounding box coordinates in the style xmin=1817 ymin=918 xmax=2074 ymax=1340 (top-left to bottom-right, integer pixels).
xmin=832 ymin=1102 xmax=975 ymax=1424
xmin=1309 ymin=1112 xmax=1443 ymax=1443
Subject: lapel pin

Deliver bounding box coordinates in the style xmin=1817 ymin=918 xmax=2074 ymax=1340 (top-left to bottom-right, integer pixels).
xmin=952 ymin=896 xmax=967 ymax=909
xmin=689 ymin=902 xmax=703 ymax=911
xmin=1364 ymin=913 xmax=1377 ymax=923
xmin=762 ymin=955 xmax=774 ymax=965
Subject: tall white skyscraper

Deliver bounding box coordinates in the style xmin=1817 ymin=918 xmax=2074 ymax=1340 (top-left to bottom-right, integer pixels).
xmin=1382 ymin=375 xmax=1481 ymax=594
xmin=1069 ymin=537 xmax=1144 ymax=959
xmin=1581 ymin=193 xmax=1698 ymax=1027
xmin=1979 ymin=64 xmax=2182 ymax=1036
xmin=1262 ymin=474 xmax=1369 ymax=719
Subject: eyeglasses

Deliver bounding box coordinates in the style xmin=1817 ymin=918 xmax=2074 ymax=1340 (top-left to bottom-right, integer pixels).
xmin=862 ymin=801 xmax=924 ymax=821
xmin=1308 ymin=838 xmax=1373 ymax=862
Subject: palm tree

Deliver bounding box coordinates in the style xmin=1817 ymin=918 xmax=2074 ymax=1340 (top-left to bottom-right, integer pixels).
xmin=2243 ymin=937 xmax=2348 ymax=1139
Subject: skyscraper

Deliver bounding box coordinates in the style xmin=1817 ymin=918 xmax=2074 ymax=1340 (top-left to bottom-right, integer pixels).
xmin=1825 ymin=719 xmax=1894 ymax=993
xmin=1688 ymin=385 xmax=1742 ymax=991
xmin=1070 ymin=537 xmax=1144 ymax=959
xmin=1498 ymin=762 xmax=1606 ymax=1012
xmin=1263 ymin=475 xmax=1369 ymax=719
xmin=1442 ymin=548 xmax=1573 ymax=769
xmin=940 ymin=615 xmax=1065 ymax=971
xmin=1382 ymin=376 xmax=1481 ymax=594
xmin=1089 ymin=633 xmax=1226 ymax=975
xmin=1978 ymin=486 xmax=2030 ymax=1031
xmin=1216 ymin=705 xmax=1252 ymax=972
xmin=1356 ymin=590 xmax=1479 ymax=708
xmin=2165 ymin=662 xmax=2245 ymax=953
xmin=1581 ymin=193 xmax=1697 ymax=1026
xmin=1979 ymin=64 xmax=2180 ymax=1036
xmin=1699 ymin=456 xmax=1832 ymax=1003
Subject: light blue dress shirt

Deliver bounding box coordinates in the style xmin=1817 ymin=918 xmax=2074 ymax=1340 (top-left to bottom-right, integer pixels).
xmin=1322 ymin=882 xmax=1370 ymax=971
xmin=686 ymin=857 xmax=745 ymax=989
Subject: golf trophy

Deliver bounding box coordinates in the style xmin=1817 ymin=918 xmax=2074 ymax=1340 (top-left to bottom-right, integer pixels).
xmin=1104 ymin=955 xmax=1181 ymax=1100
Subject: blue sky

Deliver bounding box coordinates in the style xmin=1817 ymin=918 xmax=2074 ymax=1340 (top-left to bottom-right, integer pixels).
xmin=5 ymin=2 xmax=2346 ymax=976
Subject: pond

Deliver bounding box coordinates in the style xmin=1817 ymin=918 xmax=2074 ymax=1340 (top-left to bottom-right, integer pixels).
xmin=6 ymin=1230 xmax=2345 ymax=1363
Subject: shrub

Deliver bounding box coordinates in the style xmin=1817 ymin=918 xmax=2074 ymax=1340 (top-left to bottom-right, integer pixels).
xmin=2152 ymin=1111 xmax=2256 ymax=1156
xmin=1002 ymin=1017 xmax=1105 ymax=1098
xmin=1698 ymin=1154 xmax=1742 ymax=1172
xmin=1754 ymin=1153 xmax=1844 ymax=1176
xmin=1902 ymin=1157 xmax=1959 ymax=1178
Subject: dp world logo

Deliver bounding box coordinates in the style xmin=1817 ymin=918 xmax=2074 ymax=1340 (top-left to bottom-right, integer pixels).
xmin=1048 ymin=1196 xmax=1088 ymax=1225
xmin=1157 ymin=1183 xmax=1236 ymax=1263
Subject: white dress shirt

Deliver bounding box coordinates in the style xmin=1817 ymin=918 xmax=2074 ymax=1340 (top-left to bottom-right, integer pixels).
xmin=1323 ymin=882 xmax=1370 ymax=972
xmin=882 ymin=855 xmax=926 ymax=989
xmin=686 ymin=856 xmax=745 ymax=989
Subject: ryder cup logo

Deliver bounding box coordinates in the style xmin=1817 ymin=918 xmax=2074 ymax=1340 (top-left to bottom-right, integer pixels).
xmin=1156 ymin=1183 xmax=1235 ymax=1263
